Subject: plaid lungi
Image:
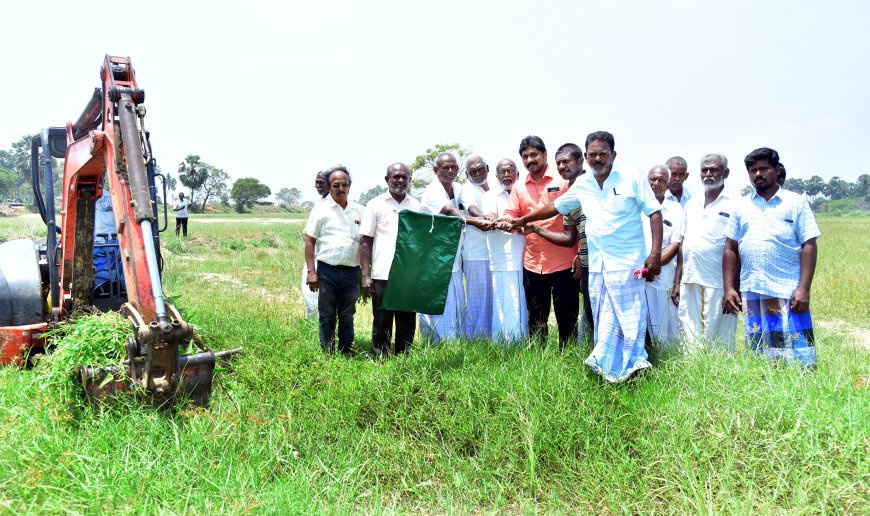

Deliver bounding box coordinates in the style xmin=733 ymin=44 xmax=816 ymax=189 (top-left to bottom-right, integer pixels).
xmin=419 ymin=271 xmax=465 ymax=343
xmin=586 ymin=269 xmax=652 ymax=382
xmin=463 ymin=259 xmax=493 ymax=339
xmin=743 ymin=291 xmax=816 ymax=367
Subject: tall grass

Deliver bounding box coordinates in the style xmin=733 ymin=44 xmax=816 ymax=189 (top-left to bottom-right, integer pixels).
xmin=0 ymin=213 xmax=866 ymax=512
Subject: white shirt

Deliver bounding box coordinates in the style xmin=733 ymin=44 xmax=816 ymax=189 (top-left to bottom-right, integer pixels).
xmin=359 ymin=192 xmax=421 ymax=280
xmin=681 ymin=190 xmax=737 ymax=288
xmin=643 ymin=197 xmax=685 ymax=289
xmin=458 ymin=179 xmax=498 ymax=261
xmin=174 ymin=199 xmax=190 ymax=218
xmin=94 ymin=189 xmax=116 ymax=236
xmin=482 ymin=189 xmax=525 ymax=272
xmin=304 ymin=196 xmax=364 ymax=267
xmin=666 ymin=188 xmax=692 ymax=208
xmin=554 ymin=166 xmax=662 ymax=272
xmin=420 ymin=180 xmax=464 ymax=273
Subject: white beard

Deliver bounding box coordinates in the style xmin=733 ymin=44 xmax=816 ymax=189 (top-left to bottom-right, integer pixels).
xmin=704 ymin=178 xmax=725 ymax=191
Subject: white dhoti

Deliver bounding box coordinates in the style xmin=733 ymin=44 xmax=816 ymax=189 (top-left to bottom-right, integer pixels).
xmin=678 ymin=282 xmax=738 ymax=350
xmin=586 ymin=270 xmax=652 ymax=382
xmin=490 ymin=271 xmax=527 ymax=345
xmin=301 ymin=263 xmax=318 ymax=318
xmin=462 ymin=259 xmax=493 ymax=339
xmin=419 ymin=271 xmax=465 ymax=343
xmin=645 ymin=283 xmax=677 ymax=345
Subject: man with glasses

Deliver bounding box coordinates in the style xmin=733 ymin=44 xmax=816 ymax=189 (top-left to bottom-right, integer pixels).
xmin=677 ymin=153 xmax=738 ymax=349
xmin=482 ymin=159 xmax=527 ymax=343
xmin=304 ymin=165 xmax=365 ymax=355
xmin=457 ymin=155 xmax=498 ymax=339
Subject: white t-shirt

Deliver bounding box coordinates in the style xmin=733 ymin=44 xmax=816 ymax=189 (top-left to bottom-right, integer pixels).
xmin=458 ymin=179 xmax=498 ymax=261
xmin=481 ymin=189 xmax=525 ymax=272
xmin=359 ymin=192 xmax=421 ymax=280
xmin=643 ymin=197 xmax=685 ymax=289
xmin=420 ymin=180 xmax=464 ymax=273
xmin=174 ymin=199 xmax=190 ymax=218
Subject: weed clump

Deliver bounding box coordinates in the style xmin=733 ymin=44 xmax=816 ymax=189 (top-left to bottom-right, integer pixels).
xmin=36 ymin=311 xmax=130 ymax=407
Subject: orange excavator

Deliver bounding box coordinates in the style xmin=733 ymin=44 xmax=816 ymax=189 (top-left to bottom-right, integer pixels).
xmin=0 ymin=55 xmax=236 ymax=407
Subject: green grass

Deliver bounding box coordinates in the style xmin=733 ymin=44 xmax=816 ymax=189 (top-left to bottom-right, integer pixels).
xmin=0 ymin=213 xmax=867 ymax=512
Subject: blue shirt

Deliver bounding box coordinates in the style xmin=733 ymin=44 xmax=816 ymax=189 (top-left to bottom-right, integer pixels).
xmin=723 ymin=188 xmax=821 ymax=299
xmin=554 ymin=166 xmax=661 ymax=272
xmin=94 ymin=190 xmax=117 ymax=237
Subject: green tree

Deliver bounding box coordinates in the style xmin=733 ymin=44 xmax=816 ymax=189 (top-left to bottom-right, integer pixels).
xmin=783 ymin=177 xmax=806 ymax=194
xmin=199 ymin=166 xmax=230 ymax=211
xmin=853 ymin=174 xmax=870 ymax=197
xmin=824 ymin=176 xmax=849 ymax=200
xmin=805 ymin=175 xmax=825 ymax=196
xmin=177 ymin=155 xmax=208 ymax=207
xmin=0 ymin=166 xmax=17 ymax=199
xmin=357 ymin=185 xmax=386 ymax=205
xmin=740 ymin=185 xmax=754 ymax=196
xmin=276 ymin=187 xmax=302 ymax=209
xmin=231 ymin=177 xmax=271 ymax=212
xmin=409 ymin=143 xmax=471 ymax=194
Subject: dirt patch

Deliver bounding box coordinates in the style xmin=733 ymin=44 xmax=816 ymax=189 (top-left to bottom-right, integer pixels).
xmin=816 ymin=319 xmax=870 ymax=350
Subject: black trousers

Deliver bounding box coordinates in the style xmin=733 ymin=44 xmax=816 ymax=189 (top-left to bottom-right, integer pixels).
xmin=371 ymin=279 xmax=416 ymax=357
xmin=175 ymin=217 xmax=188 ymax=237
xmin=523 ymin=267 xmax=580 ymax=349
xmin=317 ymin=261 xmax=360 ymax=354
xmin=579 ymin=265 xmax=594 ymax=342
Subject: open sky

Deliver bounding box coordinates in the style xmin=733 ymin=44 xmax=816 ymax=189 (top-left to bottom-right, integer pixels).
xmin=2 ymin=0 xmax=868 ymax=204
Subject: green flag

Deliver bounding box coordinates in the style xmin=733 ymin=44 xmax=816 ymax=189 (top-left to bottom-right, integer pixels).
xmin=381 ymin=210 xmax=462 ymax=314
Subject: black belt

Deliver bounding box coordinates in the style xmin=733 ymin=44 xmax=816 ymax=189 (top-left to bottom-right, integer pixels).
xmin=318 ymin=261 xmax=357 ymax=270
xmin=95 ymin=233 xmax=118 ymax=240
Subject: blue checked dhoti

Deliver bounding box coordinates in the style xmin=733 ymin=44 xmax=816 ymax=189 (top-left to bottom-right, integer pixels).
xmin=491 ymin=271 xmax=528 ymax=344
xmin=419 ymin=271 xmax=465 ymax=343
xmin=463 ymin=259 xmax=493 ymax=339
xmin=743 ymin=291 xmax=817 ymax=367
xmin=586 ymin=270 xmax=652 ymax=382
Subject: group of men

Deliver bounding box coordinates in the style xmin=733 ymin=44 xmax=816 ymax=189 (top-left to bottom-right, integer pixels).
xmin=303 ymin=131 xmax=820 ymax=380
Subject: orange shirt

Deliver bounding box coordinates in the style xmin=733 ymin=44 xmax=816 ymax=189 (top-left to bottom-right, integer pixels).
xmin=504 ymin=167 xmax=577 ymax=273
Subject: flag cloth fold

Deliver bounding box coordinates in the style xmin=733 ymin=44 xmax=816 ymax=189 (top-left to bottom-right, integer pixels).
xmin=382 ymin=210 xmax=462 ymax=314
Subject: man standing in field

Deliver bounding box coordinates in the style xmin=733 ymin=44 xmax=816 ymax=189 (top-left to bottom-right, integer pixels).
xmin=678 ymin=153 xmax=738 ymax=348
xmin=304 ymin=166 xmax=365 ymax=355
xmin=419 ymin=152 xmax=492 ymax=343
xmin=643 ymin=165 xmax=685 ymax=343
xmin=302 ymin=170 xmax=332 ymax=318
xmin=666 ymin=156 xmax=692 ymax=208
xmin=723 ymin=148 xmax=820 ymax=366
xmin=457 ymin=155 xmax=498 ymax=339
xmin=510 ymin=131 xmax=663 ymax=382
xmin=482 ymin=159 xmax=528 ymax=342
xmin=360 ymin=163 xmax=421 ymax=359
xmin=526 ymin=143 xmax=594 ymax=343
xmin=502 ymin=136 xmax=578 ymax=349
xmin=173 ymin=192 xmax=190 ymax=237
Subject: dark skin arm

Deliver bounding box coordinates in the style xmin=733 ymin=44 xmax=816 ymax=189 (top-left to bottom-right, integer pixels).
xmin=644 ymin=211 xmax=663 ymax=280
xmin=440 ymin=203 xmax=492 ymax=230
xmin=304 ymin=235 xmax=319 ymax=292
xmin=722 ymin=238 xmax=742 ymax=313
xmin=671 ymin=247 xmax=683 ymax=306
xmin=510 ymin=202 xmax=559 ymax=228
xmin=791 ymin=238 xmax=817 ymax=313
xmin=360 ymin=235 xmax=374 ymax=299
xmin=528 ymin=222 xmax=577 ymax=247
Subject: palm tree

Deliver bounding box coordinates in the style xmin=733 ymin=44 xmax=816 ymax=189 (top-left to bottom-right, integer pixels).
xmin=177 ymin=155 xmax=208 ymax=207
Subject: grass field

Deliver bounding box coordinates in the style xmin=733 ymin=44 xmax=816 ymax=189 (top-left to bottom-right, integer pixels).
xmin=0 ymin=212 xmax=867 ymax=513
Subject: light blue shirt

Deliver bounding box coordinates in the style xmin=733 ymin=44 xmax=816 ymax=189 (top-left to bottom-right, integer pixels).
xmin=724 ymin=187 xmax=821 ymax=299
xmin=554 ymin=166 xmax=661 ymax=272
xmin=94 ymin=190 xmax=117 ymax=237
